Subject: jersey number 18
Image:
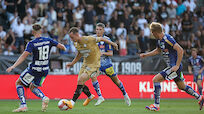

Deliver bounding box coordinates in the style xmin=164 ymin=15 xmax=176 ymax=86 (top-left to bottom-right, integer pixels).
xmin=38 ymin=45 xmax=49 ymax=60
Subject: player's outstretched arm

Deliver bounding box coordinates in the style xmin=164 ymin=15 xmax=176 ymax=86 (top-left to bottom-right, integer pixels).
xmin=140 ymin=47 xmax=161 ymax=58
xmin=6 ymin=51 xmax=30 ymax=73
xmin=100 ymin=38 xmax=118 ymax=51
xmin=66 ymin=52 xmax=82 ymax=68
xmin=172 ymin=43 xmax=184 ymax=72
xmin=57 ymin=43 xmax=66 ymax=51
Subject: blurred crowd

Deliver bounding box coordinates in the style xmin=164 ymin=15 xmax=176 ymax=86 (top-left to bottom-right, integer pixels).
xmin=0 ymin=0 xmax=203 ymax=57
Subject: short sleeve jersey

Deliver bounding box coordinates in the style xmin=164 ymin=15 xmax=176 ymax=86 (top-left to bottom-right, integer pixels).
xmin=157 ymin=34 xmax=183 ymax=70
xmin=25 ymin=37 xmax=58 ymax=73
xmin=74 ymin=36 xmax=101 ymax=67
xmin=188 ymin=56 xmax=204 ymax=74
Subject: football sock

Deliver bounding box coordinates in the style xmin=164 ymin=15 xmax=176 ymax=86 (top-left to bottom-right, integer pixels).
xmin=72 ymin=85 xmax=83 ymax=102
xmin=82 ymin=85 xmax=92 ymax=97
xmin=117 ymin=82 xmax=127 ymax=95
xmin=154 ymin=82 xmax=161 ymax=106
xmin=32 ymin=88 xmax=45 ymax=99
xmin=184 ymin=85 xmax=200 ymax=100
xmin=198 ymin=87 xmax=203 ymax=95
xmin=16 ymin=85 xmax=26 ymax=105
xmin=92 ymin=81 xmax=102 ymax=97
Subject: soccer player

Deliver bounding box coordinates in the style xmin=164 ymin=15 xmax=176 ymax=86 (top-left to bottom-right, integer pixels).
xmin=6 ymin=24 xmax=66 ymax=112
xmin=188 ymin=48 xmax=204 ymax=95
xmin=140 ymin=22 xmax=204 ymax=111
xmin=91 ymin=23 xmax=131 ymax=106
xmin=64 ymin=27 xmax=118 ymax=109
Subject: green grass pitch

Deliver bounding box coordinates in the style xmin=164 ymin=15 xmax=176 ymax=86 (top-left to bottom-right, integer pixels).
xmin=0 ymin=99 xmax=203 ymax=114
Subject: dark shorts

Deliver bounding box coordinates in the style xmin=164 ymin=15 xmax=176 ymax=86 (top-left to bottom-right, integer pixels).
xmin=100 ymin=64 xmax=117 ymax=77
xmin=20 ymin=68 xmax=47 ymax=87
xmin=160 ymin=67 xmax=184 ymax=82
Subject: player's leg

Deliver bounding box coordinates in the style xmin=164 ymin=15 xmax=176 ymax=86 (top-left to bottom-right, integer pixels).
xmin=29 ymin=76 xmax=49 ymax=112
xmin=65 ymin=67 xmax=94 ymax=108
xmin=13 ymin=78 xmax=28 ymax=112
xmin=104 ymin=65 xmax=131 ymax=106
xmin=197 ymin=74 xmax=203 ymax=95
xmin=91 ymin=70 xmax=104 ymax=106
xmin=145 ymin=73 xmax=165 ymax=111
xmin=175 ymin=80 xmax=204 ymax=110
xmin=110 ymin=75 xmax=131 ymax=106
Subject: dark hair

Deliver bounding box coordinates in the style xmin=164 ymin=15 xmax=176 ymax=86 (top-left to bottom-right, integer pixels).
xmin=32 ymin=24 xmax=42 ymax=31
xmin=96 ymin=23 xmax=105 ymax=28
xmin=68 ymin=27 xmax=79 ymax=34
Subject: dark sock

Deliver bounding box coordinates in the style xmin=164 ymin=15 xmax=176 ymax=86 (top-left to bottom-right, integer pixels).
xmin=82 ymin=85 xmax=92 ymax=97
xmin=198 ymin=87 xmax=203 ymax=95
xmin=72 ymin=85 xmax=83 ymax=102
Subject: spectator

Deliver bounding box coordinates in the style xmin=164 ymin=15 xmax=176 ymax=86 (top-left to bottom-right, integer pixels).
xmin=104 ymin=22 xmax=112 ymax=35
xmin=176 ymin=0 xmax=186 ymax=16
xmin=109 ymin=11 xmax=120 ymax=28
xmin=4 ymin=29 xmax=15 ymax=48
xmin=104 ymin=0 xmax=116 ymax=21
xmin=167 ymin=3 xmax=177 ymax=19
xmin=0 ymin=25 xmax=6 ymax=53
xmin=183 ymin=0 xmax=196 ymax=12
xmin=182 ymin=13 xmax=193 ymax=46
xmin=116 ymin=22 xmax=127 ymax=39
xmin=158 ymin=5 xmax=168 ymax=22
xmin=4 ymin=0 xmax=16 ymax=21
xmin=118 ymin=34 xmax=127 ymax=56
xmin=48 ymin=6 xmax=57 ymax=24
xmin=83 ymin=5 xmax=95 ymax=34
xmin=166 ymin=0 xmax=177 ymax=8
xmin=12 ymin=18 xmax=25 ymax=53
xmin=143 ymin=23 xmax=151 ymax=38
xmin=65 ymin=2 xmax=74 ymax=24
xmin=138 ymin=30 xmax=149 ymax=53
xmin=127 ymin=30 xmax=138 ymax=55
xmin=162 ymin=20 xmax=170 ymax=34
xmin=73 ymin=6 xmax=84 ymax=23
xmin=137 ymin=13 xmax=147 ymax=29
xmin=17 ymin=0 xmax=26 ymax=20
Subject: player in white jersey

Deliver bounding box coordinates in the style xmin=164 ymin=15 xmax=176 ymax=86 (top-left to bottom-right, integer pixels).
xmin=6 ymin=24 xmax=66 ymax=112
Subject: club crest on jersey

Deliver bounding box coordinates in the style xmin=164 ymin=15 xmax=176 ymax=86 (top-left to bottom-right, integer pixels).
xmin=84 ymin=44 xmax=87 ymax=47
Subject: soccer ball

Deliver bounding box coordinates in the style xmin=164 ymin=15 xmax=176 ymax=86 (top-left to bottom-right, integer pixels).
xmin=58 ymin=99 xmax=69 ymax=111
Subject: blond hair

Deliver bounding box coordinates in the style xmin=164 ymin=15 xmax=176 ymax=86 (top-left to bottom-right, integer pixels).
xmin=149 ymin=22 xmax=163 ymax=33
xmin=191 ymin=48 xmax=198 ymax=53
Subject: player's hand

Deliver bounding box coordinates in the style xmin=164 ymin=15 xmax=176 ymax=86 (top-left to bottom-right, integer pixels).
xmin=171 ymin=65 xmax=179 ymax=72
xmin=139 ymin=53 xmax=146 ymax=58
xmin=112 ymin=43 xmax=118 ymax=51
xmin=66 ymin=63 xmax=74 ymax=68
xmin=6 ymin=66 xmax=15 ymax=73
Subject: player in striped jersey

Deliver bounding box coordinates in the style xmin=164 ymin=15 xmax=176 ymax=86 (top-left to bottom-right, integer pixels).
xmin=140 ymin=22 xmax=204 ymax=111
xmin=188 ymin=48 xmax=204 ymax=95
xmin=6 ymin=24 xmax=66 ymax=112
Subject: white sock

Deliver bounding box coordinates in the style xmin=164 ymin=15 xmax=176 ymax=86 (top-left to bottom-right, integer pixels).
xmin=198 ymin=95 xmax=202 ymax=101
xmin=88 ymin=94 xmax=94 ymax=99
xmin=20 ymin=104 xmax=27 ymax=108
xmin=98 ymin=96 xmax=104 ymax=99
xmin=154 ymin=103 xmax=159 ymax=107
xmin=124 ymin=93 xmax=128 ymax=97
xmin=70 ymin=100 xmax=75 ymax=106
